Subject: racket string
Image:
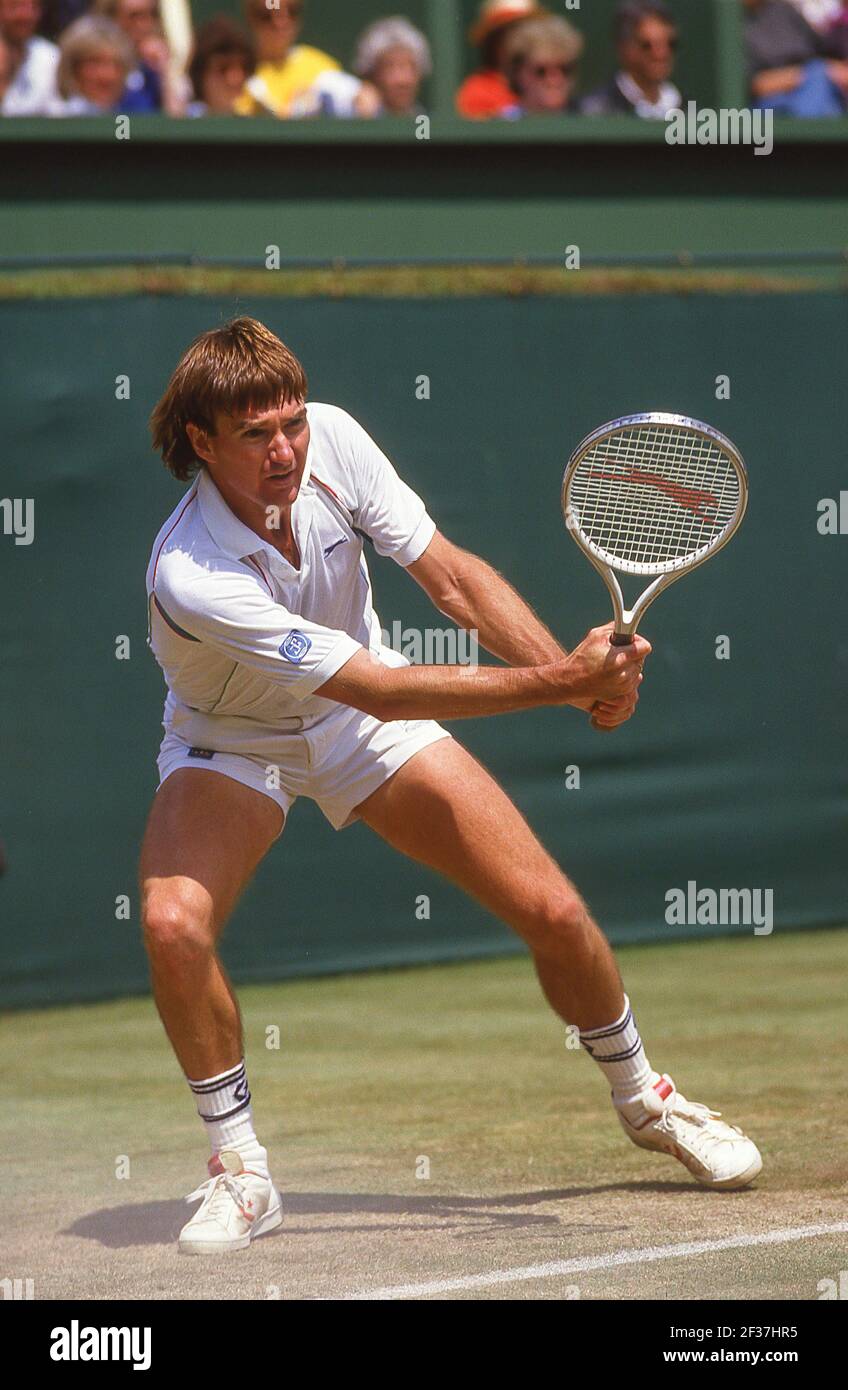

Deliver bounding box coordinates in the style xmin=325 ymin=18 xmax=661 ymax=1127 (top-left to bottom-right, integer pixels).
xmin=568 ymin=425 xmax=741 ymax=573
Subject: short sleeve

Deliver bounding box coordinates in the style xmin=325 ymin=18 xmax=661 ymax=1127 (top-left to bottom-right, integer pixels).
xmin=320 ymin=406 xmax=436 ymax=567
xmin=154 ymin=561 xmax=362 ymax=701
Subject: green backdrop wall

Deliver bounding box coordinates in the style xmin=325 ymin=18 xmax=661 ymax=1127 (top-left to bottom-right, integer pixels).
xmin=1 ymin=292 xmax=846 ymax=1008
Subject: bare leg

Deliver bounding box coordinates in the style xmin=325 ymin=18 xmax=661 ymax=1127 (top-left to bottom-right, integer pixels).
xmin=139 ymin=770 xmax=284 ymax=1079
xmin=355 ymin=739 xmax=624 ymax=1030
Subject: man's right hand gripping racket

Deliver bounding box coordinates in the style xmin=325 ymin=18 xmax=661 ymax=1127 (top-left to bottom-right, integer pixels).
xmin=562 ymin=412 xmax=748 ymax=648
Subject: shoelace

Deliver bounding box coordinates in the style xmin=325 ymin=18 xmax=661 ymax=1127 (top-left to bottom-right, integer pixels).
xmin=657 ymin=1100 xmax=743 ymax=1151
xmin=185 ymin=1171 xmax=253 ymax=1222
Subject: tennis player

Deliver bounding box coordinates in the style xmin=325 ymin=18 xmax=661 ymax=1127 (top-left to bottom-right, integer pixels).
xmin=143 ymin=318 xmax=761 ymax=1255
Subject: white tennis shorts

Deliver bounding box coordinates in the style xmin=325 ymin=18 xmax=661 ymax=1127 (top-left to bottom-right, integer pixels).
xmin=156 ymin=705 xmax=452 ymax=834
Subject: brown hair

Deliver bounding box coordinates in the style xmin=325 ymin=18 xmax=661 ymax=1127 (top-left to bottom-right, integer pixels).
xmin=188 ymin=15 xmax=256 ymax=102
xmin=150 ymin=317 xmax=308 ymax=482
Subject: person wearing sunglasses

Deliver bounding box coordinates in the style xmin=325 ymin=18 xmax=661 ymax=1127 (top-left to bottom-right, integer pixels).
xmin=234 ymin=0 xmax=340 ymax=117
xmin=457 ymin=0 xmax=550 ymax=119
xmin=580 ymin=0 xmax=682 ymax=119
xmin=500 ymin=14 xmax=583 ymax=116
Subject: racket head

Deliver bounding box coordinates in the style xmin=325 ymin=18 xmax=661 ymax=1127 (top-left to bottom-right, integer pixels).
xmin=562 ymin=412 xmax=747 ymax=579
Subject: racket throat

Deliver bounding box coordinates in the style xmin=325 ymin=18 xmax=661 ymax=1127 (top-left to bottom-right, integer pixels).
xmin=599 ymin=567 xmax=639 ymax=643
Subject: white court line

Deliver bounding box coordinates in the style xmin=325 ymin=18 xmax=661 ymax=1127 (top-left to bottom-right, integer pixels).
xmin=346 ymin=1222 xmax=848 ymax=1300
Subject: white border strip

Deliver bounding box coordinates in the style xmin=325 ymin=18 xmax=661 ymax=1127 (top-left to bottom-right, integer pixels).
xmin=346 ymin=1222 xmax=848 ymax=1300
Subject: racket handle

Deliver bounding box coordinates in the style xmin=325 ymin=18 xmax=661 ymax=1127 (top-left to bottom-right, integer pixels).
xmin=610 ymin=632 xmax=634 ymax=647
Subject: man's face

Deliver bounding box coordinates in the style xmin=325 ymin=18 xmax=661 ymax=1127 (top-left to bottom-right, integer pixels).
xmin=373 ymin=45 xmax=420 ymax=114
xmin=0 ymin=0 xmax=41 ymax=45
xmin=192 ymin=398 xmax=311 ymax=521
xmin=620 ymin=14 xmax=678 ymax=87
xmin=247 ymin=0 xmax=302 ymax=65
xmin=203 ymin=51 xmax=251 ymax=111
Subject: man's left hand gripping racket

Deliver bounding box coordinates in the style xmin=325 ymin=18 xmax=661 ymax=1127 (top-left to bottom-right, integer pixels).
xmin=562 ymin=412 xmax=748 ymax=647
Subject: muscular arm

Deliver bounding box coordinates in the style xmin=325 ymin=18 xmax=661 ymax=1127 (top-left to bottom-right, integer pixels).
xmin=406 ymin=530 xmax=567 ymax=665
xmin=317 ymin=626 xmax=648 ymax=724
xmin=319 ymin=532 xmax=649 ymax=726
xmin=319 ymin=649 xmax=571 ymax=722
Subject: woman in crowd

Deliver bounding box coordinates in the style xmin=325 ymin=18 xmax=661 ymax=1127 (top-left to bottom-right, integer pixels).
xmin=500 ymin=14 xmax=583 ymax=116
xmin=351 ymin=15 xmax=430 ymax=116
xmin=186 ymin=15 xmax=255 ymax=117
xmin=457 ymin=0 xmax=548 ymax=119
xmin=52 ymin=13 xmax=132 ymax=113
xmin=288 ymin=15 xmax=431 ymax=120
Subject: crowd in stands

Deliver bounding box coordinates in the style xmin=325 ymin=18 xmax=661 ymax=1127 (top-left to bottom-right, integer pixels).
xmin=2 ymin=0 xmax=848 ymax=119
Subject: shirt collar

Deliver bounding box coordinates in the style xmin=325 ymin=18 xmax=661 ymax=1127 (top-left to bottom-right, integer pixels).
xmin=616 ymin=70 xmax=681 ymax=117
xmin=197 ymin=429 xmax=315 ymax=562
xmin=197 ymin=470 xmax=265 ymax=559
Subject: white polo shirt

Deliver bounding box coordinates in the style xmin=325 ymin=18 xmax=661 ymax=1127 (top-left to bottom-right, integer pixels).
xmin=146 ymin=402 xmax=436 ymax=755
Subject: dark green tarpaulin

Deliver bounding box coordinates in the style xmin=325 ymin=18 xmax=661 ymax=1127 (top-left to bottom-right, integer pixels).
xmin=1 ymin=294 xmax=845 ymax=1008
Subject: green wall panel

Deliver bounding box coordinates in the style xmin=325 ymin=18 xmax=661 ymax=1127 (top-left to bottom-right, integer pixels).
xmin=1 ymin=292 xmax=846 ymax=1008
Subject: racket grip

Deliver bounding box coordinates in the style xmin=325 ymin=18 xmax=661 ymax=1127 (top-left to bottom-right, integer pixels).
xmin=610 ymin=632 xmax=634 ymax=647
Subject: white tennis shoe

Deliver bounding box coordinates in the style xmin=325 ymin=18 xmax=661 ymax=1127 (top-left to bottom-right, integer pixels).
xmin=616 ymin=1074 xmax=763 ymax=1190
xmin=179 ymin=1149 xmax=282 ymax=1255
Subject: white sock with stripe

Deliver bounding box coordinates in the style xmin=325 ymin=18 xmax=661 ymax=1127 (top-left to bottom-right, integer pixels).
xmin=187 ymin=1059 xmax=269 ymax=1174
xmin=579 ymin=996 xmax=662 ymax=1121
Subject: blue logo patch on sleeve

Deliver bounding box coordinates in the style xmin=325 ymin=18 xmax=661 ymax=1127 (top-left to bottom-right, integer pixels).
xmin=280 ymin=630 xmax=312 ymax=664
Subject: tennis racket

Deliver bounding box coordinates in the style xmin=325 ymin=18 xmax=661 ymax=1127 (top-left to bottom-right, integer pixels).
xmin=562 ymin=412 xmax=747 ymax=646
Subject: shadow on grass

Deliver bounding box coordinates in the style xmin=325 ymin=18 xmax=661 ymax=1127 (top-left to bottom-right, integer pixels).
xmin=65 ymin=1180 xmax=707 ymax=1248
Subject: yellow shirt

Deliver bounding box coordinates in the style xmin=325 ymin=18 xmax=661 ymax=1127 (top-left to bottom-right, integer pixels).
xmin=234 ymin=44 xmax=340 ymax=117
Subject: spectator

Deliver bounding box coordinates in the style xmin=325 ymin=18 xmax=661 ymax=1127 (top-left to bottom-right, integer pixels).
xmin=743 ymin=0 xmax=848 ymax=115
xmin=94 ymin=0 xmax=180 ymax=112
xmin=0 ymin=0 xmax=59 ymax=115
xmin=187 ymin=15 xmax=255 ymax=116
xmin=580 ymin=1 xmax=682 ymax=118
xmin=351 ymin=16 xmax=430 ymax=116
xmin=234 ymin=0 xmax=340 ymax=117
xmin=51 ymin=14 xmax=133 ymax=113
xmin=287 ymin=67 xmax=368 ymax=118
xmin=288 ymin=15 xmax=432 ymax=120
xmin=500 ymin=14 xmax=583 ymax=115
xmin=457 ymin=0 xmax=548 ymax=119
